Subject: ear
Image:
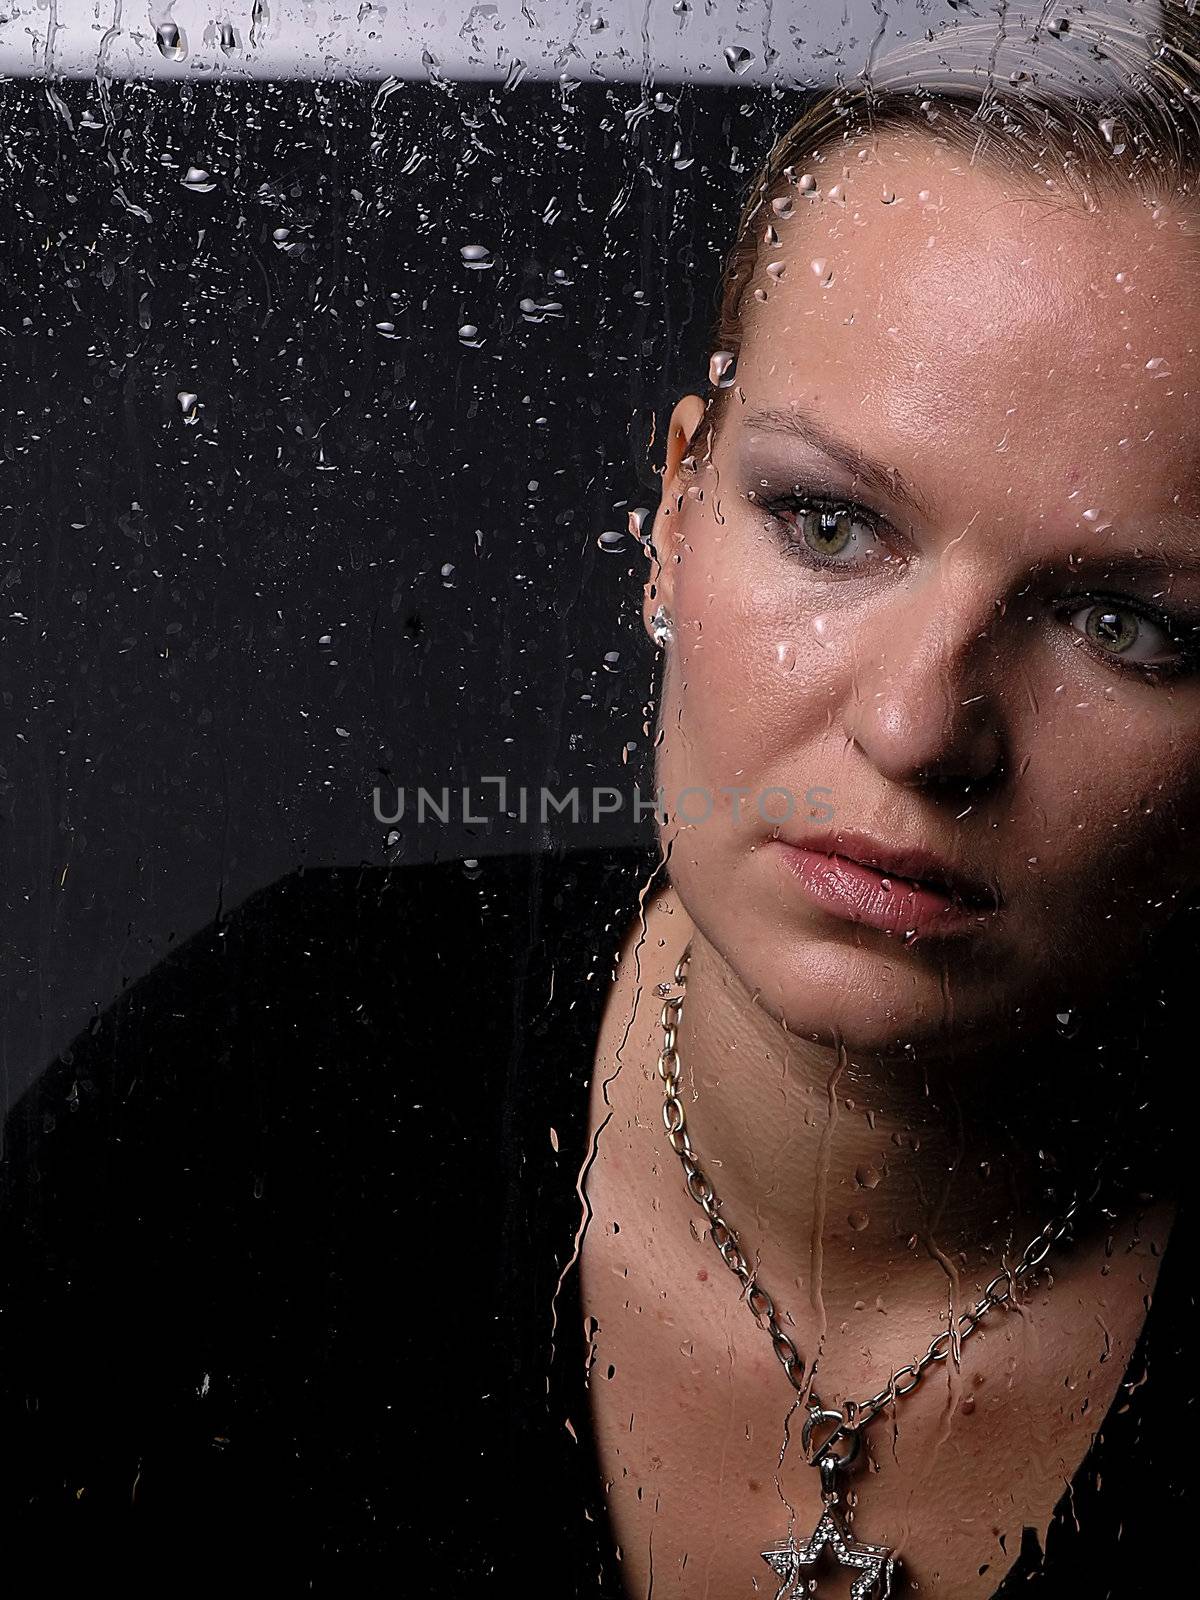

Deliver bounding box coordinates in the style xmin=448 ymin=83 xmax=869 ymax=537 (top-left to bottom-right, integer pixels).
xmin=642 ymin=393 xmax=707 ymax=644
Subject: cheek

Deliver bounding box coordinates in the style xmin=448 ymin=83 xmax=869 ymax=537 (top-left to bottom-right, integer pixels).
xmin=993 ymin=697 xmax=1200 ymax=908
xmin=663 ymin=548 xmax=845 ymax=778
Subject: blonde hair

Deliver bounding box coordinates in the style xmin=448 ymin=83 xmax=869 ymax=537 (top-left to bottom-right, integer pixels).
xmin=707 ymin=3 xmax=1200 ymax=405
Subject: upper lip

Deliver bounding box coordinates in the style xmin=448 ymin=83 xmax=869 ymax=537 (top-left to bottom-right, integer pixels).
xmin=777 ymin=828 xmax=1001 ymax=910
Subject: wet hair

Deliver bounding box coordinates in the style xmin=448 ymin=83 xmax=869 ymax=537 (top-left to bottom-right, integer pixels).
xmin=702 ymin=3 xmax=1200 ymax=440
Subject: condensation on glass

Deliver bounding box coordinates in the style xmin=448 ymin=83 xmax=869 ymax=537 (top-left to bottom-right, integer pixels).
xmin=0 ymin=4 xmax=1193 ymax=1597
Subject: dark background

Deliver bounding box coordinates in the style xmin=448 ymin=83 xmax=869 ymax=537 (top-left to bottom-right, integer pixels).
xmin=0 ymin=73 xmax=815 ymax=1110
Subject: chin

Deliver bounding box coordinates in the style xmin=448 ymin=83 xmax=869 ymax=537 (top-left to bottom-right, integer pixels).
xmin=735 ymin=927 xmax=1017 ymax=1058
xmin=691 ymin=902 xmax=1030 ymax=1062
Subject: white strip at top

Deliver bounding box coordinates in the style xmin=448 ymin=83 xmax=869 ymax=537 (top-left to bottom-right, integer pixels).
xmin=0 ymin=0 xmax=1163 ymax=89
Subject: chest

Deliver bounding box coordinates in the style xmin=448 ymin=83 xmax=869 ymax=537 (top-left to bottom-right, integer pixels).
xmin=579 ymin=1165 xmax=1166 ymax=1600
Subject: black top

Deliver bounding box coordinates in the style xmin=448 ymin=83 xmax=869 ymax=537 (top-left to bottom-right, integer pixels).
xmin=0 ymin=845 xmax=1191 ymax=1595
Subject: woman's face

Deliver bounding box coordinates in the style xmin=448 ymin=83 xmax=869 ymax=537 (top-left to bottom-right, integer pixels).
xmin=648 ymin=129 xmax=1200 ymax=1058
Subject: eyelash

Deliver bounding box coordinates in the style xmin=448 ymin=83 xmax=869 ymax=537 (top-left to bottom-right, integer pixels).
xmin=753 ymin=487 xmax=892 ymax=571
xmin=1056 ymin=592 xmax=1200 ymax=681
xmin=752 ymin=487 xmax=1200 ymax=682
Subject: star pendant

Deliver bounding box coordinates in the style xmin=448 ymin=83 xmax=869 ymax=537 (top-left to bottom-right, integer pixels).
xmin=762 ymin=1498 xmax=898 ymax=1600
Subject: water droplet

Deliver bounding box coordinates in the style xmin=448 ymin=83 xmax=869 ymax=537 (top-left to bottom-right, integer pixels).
xmin=177 ymin=391 xmax=201 ymax=425
xmin=797 ymin=173 xmax=817 ymax=195
xmin=848 ymin=1210 xmax=870 ymax=1233
xmin=375 ymin=321 xmax=400 ymax=339
xmin=155 ymin=22 xmax=186 ymax=60
xmin=461 ymin=244 xmax=493 ymax=269
xmin=827 ymin=183 xmax=846 ymax=205
xmin=597 ymin=530 xmax=626 ymax=553
xmin=881 ymin=188 xmax=897 ymax=205
xmin=272 ymin=226 xmax=308 ymax=258
xmin=1099 ymin=117 xmax=1127 ymax=154
xmin=855 ymin=1165 xmax=882 ymax=1190
xmin=219 ymin=22 xmax=238 ymax=53
xmin=1047 ymin=17 xmax=1071 ymax=38
xmin=180 ymin=166 xmax=216 ymax=194
xmin=771 ymin=196 xmax=794 ymax=220
xmin=627 ymin=507 xmax=653 ymax=543
xmin=724 ymin=45 xmax=754 ymax=75
xmin=709 ymin=350 xmax=737 ymax=388
xmin=441 ymin=562 xmax=456 ymax=587
xmin=458 ymin=324 xmax=482 ymax=346
xmin=810 ymin=258 xmax=834 ymax=287
xmin=602 ymin=651 xmax=621 ymax=673
xmin=671 ymin=141 xmax=694 ymax=171
xmin=519 ymin=297 xmax=564 ymax=322
xmin=1055 ymin=1009 xmax=1079 ymax=1039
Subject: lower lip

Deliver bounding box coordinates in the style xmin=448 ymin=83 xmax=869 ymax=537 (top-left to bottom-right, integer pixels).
xmin=774 ymin=844 xmax=996 ymax=940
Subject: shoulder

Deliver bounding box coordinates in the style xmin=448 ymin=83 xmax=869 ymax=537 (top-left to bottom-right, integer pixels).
xmin=0 ymin=841 xmax=659 ymax=1560
xmin=1 ymin=858 xmax=474 ymax=1173
xmin=1 ymin=842 xmax=660 ymax=1198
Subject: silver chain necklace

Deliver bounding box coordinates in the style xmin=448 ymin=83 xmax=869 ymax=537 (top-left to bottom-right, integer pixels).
xmin=657 ymin=943 xmax=1079 ymax=1600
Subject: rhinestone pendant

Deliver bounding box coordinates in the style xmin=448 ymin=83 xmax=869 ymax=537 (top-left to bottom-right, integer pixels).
xmin=762 ymin=1415 xmax=898 ymax=1600
xmin=762 ymin=1498 xmax=898 ymax=1600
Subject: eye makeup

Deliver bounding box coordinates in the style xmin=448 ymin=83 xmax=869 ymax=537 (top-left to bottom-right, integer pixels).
xmin=743 ymin=474 xmax=1200 ymax=681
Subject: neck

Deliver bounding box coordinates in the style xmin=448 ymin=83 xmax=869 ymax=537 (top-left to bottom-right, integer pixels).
xmin=662 ymin=921 xmax=1134 ymax=1327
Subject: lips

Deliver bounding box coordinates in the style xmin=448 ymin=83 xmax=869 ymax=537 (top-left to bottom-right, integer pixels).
xmin=801 ymin=830 xmax=999 ymax=907
xmin=772 ymin=829 xmax=1000 ymax=939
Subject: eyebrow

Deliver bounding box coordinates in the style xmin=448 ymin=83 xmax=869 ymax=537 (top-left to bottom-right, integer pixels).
xmin=1065 ymin=544 xmax=1200 ymax=585
xmin=739 ymin=405 xmax=937 ymax=522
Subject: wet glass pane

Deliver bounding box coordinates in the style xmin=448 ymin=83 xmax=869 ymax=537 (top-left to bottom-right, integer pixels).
xmin=0 ymin=2 xmax=1195 ymax=1594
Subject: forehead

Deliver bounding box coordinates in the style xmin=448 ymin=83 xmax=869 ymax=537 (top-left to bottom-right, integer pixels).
xmin=731 ymin=132 xmax=1200 ymax=515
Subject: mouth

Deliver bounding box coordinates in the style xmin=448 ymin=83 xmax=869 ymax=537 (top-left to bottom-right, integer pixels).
xmin=771 ymin=829 xmax=1000 ymax=941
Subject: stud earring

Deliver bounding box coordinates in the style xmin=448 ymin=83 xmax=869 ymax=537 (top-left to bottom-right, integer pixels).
xmin=650 ymin=604 xmax=674 ymax=647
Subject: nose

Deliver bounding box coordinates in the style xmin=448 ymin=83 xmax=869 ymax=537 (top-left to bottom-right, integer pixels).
xmin=840 ymin=573 xmax=1008 ymax=794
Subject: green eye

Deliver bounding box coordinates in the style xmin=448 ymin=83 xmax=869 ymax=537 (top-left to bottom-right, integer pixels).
xmin=1082 ymin=604 xmax=1141 ymax=655
xmin=773 ymin=500 xmax=880 ymax=566
xmin=802 ymin=507 xmax=857 ymax=558
xmin=1068 ymin=599 xmax=1177 ymax=666
xmin=751 ymin=482 xmax=889 ymax=570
